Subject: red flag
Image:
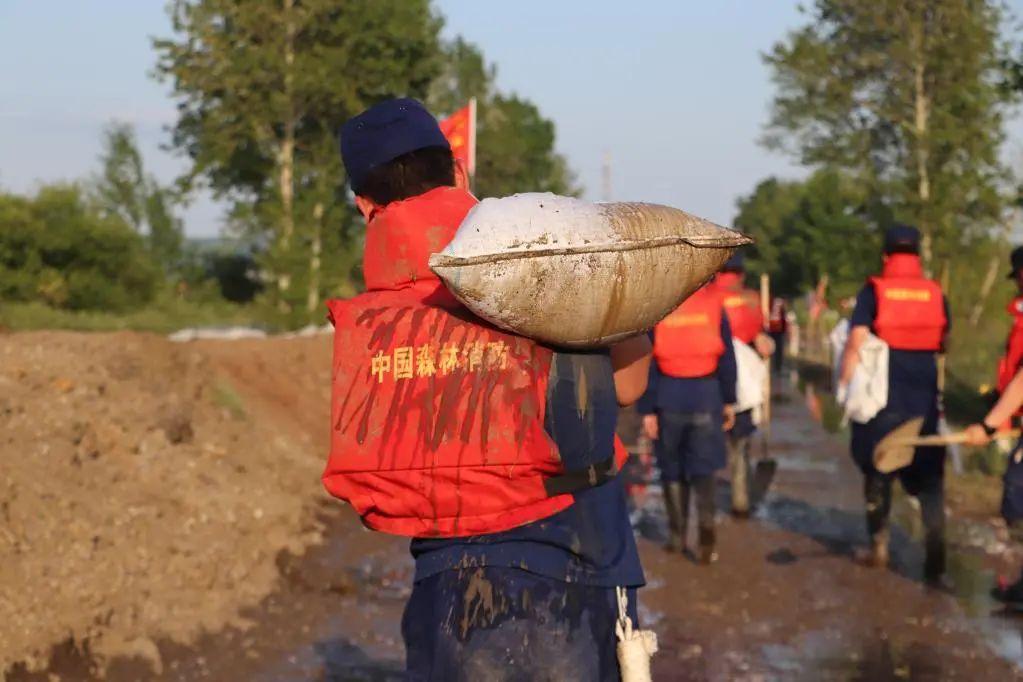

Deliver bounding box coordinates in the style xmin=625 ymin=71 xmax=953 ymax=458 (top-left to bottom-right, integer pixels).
xmin=439 ymin=98 xmax=476 ymax=176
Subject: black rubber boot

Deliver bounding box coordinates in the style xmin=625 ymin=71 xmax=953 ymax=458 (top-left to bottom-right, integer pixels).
xmin=662 ymin=482 xmax=685 ymax=553
xmin=698 ymin=526 xmax=717 ymax=565
xmin=923 ymin=535 xmax=947 ymax=585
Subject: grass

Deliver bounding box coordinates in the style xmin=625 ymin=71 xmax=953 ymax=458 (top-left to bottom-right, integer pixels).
xmin=211 ymin=380 xmax=247 ymax=420
xmin=0 ymin=298 xmax=268 ymax=334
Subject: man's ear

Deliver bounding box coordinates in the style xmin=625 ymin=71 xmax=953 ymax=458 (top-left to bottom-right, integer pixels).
xmin=354 ymin=195 xmax=380 ymax=223
xmin=453 ymin=159 xmax=471 ymax=191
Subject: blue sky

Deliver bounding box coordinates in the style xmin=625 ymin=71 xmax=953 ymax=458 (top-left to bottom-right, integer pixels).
xmin=1 ymin=1 xmax=1021 ymax=237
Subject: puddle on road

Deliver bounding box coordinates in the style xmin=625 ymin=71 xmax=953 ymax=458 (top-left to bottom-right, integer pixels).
xmin=629 ymin=364 xmax=1023 ymax=674
xmin=761 ymin=629 xmax=946 ymax=680
xmin=793 ymin=360 xmax=1023 ymax=668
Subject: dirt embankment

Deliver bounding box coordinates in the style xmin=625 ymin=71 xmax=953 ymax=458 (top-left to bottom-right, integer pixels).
xmin=0 ymin=331 xmax=334 ymax=675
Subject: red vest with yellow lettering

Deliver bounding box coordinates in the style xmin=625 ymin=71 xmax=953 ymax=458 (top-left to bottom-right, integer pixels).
xmin=653 ymin=284 xmax=726 ymax=377
xmin=715 ymin=272 xmax=763 ymax=345
xmin=322 ymin=187 xmax=576 ymax=538
xmin=868 ymin=254 xmax=946 ymax=352
xmin=998 ymin=297 xmax=1023 ymax=396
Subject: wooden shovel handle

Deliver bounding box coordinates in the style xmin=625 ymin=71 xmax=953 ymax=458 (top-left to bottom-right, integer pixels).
xmin=897 ymin=429 xmax=1021 ymax=448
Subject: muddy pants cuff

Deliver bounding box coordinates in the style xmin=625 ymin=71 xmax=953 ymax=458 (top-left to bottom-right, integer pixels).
xmin=864 ymin=471 xmax=894 ymax=537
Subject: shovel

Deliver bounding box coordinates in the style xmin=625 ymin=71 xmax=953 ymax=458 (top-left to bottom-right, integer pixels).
xmin=873 ymin=416 xmax=1021 ymax=474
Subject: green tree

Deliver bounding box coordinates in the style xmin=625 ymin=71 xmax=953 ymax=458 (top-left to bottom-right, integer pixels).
xmin=734 ymin=170 xmax=879 ymax=300
xmin=92 ymin=122 xmax=184 ymax=271
xmin=0 ymin=184 xmax=159 ymax=310
xmin=428 ymin=37 xmax=579 ymax=197
xmin=153 ymin=0 xmax=443 ymax=322
xmin=94 ymin=122 xmax=146 ymax=231
xmin=763 ymin=0 xmax=1013 ymax=266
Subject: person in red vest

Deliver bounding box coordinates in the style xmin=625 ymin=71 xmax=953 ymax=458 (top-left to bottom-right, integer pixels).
xmin=715 ymin=253 xmax=774 ymax=517
xmin=963 ymin=245 xmax=1023 ymax=608
xmin=324 ymin=98 xmax=653 ymax=680
xmin=838 ymin=225 xmax=950 ymax=584
xmin=638 ymin=281 xmax=737 ymax=563
xmin=767 ymin=296 xmax=788 ymax=372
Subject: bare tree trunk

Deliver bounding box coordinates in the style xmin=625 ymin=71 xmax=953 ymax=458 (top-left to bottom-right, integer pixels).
xmin=969 ymin=214 xmax=1014 ymax=327
xmin=306 ymin=201 xmax=323 ymax=315
xmin=276 ymin=0 xmax=296 ymax=312
xmin=969 ymin=256 xmax=1000 ymax=327
xmin=912 ymin=17 xmax=932 ymax=267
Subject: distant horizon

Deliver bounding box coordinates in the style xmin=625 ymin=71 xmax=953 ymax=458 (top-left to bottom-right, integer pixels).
xmin=2 ymin=0 xmax=1023 ymax=238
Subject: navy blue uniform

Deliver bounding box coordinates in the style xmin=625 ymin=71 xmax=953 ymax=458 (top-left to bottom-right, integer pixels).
xmin=848 ymin=285 xmax=949 ymax=490
xmin=638 ymin=315 xmax=737 ymax=480
xmin=404 ymin=350 xmax=643 ymax=681
xmin=1004 ymin=442 xmax=1023 ymax=526
xmin=848 ymin=284 xmax=949 ymax=578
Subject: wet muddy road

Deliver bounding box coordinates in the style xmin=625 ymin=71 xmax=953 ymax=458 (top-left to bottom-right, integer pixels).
xmin=15 ymin=374 xmax=1023 ymax=681
xmin=639 ymin=374 xmax=1023 ymax=680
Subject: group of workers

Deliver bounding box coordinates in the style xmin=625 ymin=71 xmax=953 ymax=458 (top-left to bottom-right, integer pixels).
xmin=638 ymin=252 xmax=776 ymax=563
xmin=321 ymin=96 xmax=1023 ymax=680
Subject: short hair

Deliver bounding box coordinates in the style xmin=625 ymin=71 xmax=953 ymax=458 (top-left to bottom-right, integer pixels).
xmin=354 ymin=146 xmax=455 ymax=206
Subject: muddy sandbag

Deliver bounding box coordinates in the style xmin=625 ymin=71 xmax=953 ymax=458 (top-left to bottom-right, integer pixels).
xmin=428 ymin=192 xmax=752 ymax=347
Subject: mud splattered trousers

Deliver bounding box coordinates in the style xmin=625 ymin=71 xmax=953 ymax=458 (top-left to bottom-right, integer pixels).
xmin=852 ymin=405 xmax=947 ymax=580
xmin=402 ymin=566 xmax=638 ymax=682
xmin=863 ymin=470 xmax=945 ymax=579
xmin=654 ymin=410 xmax=724 ymax=550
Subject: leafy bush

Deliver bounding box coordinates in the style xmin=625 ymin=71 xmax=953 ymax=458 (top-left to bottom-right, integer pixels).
xmin=0 ymin=184 xmax=160 ymax=311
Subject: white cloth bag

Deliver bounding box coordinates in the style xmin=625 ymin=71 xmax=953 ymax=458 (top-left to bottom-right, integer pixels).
xmin=831 ymin=319 xmax=889 ymax=424
xmin=732 ymin=338 xmax=767 ymax=423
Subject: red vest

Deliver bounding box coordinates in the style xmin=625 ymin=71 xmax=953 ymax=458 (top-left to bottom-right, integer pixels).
xmin=715 ymin=272 xmax=763 ymax=345
xmin=998 ymin=296 xmax=1023 ymax=395
xmin=768 ymin=298 xmax=787 ymax=333
xmin=322 ymin=187 xmax=575 ymax=538
xmin=869 ymin=254 xmax=946 ymax=352
xmin=653 ymin=285 xmax=726 ymax=378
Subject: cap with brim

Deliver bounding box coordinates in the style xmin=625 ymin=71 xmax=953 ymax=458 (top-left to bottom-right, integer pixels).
xmin=339 ymin=98 xmax=450 ymax=192
xmin=883 ymin=224 xmax=920 ymax=254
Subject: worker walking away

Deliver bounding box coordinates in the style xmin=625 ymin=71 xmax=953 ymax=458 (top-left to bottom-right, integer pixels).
xmin=964 ymin=246 xmax=1023 ymax=608
xmin=324 ymin=98 xmax=653 ymax=681
xmin=715 ymin=253 xmax=774 ymax=518
xmin=767 ymin=295 xmax=788 ymax=372
xmin=837 ymin=225 xmax=950 ymax=584
xmin=639 ymin=282 xmax=737 ymax=563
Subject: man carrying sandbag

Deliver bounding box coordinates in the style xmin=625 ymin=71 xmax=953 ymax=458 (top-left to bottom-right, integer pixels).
xmin=837 ymin=225 xmax=950 ymax=583
xmin=715 ymin=253 xmax=774 ymax=517
xmin=639 ymin=283 xmax=737 ymax=563
xmin=323 ymin=98 xmax=653 ymax=681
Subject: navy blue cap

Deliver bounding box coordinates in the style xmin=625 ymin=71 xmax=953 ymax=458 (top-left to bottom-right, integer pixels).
xmin=883 ymin=224 xmax=920 ymax=254
xmin=339 ymin=98 xmax=450 ymax=192
xmin=721 ymin=252 xmax=745 ymax=272
xmin=1009 ymin=246 xmax=1023 ymax=279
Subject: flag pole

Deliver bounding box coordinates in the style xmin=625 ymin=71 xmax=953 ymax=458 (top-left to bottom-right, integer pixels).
xmin=468 ymin=97 xmax=477 ymax=192
xmin=760 ymin=273 xmax=772 ymax=439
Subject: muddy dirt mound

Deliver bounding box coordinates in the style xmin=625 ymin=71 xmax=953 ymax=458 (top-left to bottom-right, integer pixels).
xmin=0 ymin=331 xmax=333 ymax=675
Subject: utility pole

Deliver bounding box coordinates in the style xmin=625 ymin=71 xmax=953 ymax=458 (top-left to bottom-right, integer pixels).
xmin=601 ymin=151 xmax=612 ymax=202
